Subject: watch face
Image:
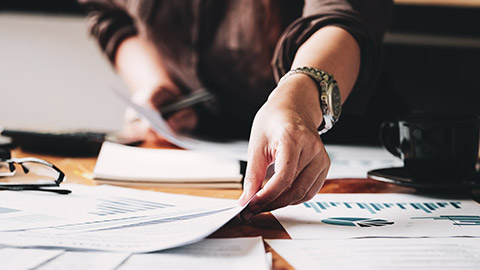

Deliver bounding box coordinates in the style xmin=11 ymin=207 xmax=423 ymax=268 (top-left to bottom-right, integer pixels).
xmin=329 ymin=84 xmax=342 ymax=120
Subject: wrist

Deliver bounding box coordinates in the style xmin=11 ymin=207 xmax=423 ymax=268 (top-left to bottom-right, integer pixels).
xmin=268 ymin=73 xmax=324 ymax=128
xmin=278 ymin=67 xmax=342 ymax=134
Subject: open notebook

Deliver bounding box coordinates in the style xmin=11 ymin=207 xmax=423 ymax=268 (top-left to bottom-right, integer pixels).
xmin=93 ymin=142 xmax=244 ymax=189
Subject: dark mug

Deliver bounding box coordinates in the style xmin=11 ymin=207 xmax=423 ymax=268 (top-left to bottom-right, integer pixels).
xmin=380 ymin=113 xmax=480 ymax=183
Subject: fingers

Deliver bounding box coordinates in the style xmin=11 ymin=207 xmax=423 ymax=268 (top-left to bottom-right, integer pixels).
xmin=246 ymin=143 xmax=301 ymax=212
xmin=166 ymin=108 xmax=198 ymax=134
xmin=239 ymin=144 xmax=269 ymax=206
xmin=241 ymin=137 xmax=329 ymax=220
xmin=262 ymin=154 xmax=325 ymax=212
xmin=148 ymin=86 xmax=179 ymax=109
xmin=145 ymin=87 xmax=199 ymax=134
xmin=293 ymin=167 xmax=328 ymax=205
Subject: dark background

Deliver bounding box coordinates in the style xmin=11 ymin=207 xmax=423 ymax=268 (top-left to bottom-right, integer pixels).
xmin=2 ymin=1 xmax=479 ymax=145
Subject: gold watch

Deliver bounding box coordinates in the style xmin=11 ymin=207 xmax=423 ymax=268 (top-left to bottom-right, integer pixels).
xmin=279 ymin=66 xmax=342 ymax=134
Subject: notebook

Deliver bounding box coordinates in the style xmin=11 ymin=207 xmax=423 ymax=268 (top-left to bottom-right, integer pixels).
xmin=93 ymin=142 xmax=244 ymax=189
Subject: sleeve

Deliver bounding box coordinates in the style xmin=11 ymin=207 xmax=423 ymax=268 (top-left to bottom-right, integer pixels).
xmin=272 ymin=0 xmax=393 ymax=115
xmin=77 ymin=0 xmax=139 ymax=63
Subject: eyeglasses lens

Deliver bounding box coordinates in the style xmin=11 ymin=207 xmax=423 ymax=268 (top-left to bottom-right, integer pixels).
xmin=0 ymin=161 xmax=60 ymax=186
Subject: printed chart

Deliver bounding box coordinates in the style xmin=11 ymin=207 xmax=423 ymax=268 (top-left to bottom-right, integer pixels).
xmin=272 ymin=193 xmax=480 ymax=239
xmin=303 ymin=200 xmax=462 ymax=214
xmin=90 ymin=198 xmax=173 ymax=216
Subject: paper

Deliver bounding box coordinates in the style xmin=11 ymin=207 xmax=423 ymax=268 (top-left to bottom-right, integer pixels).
xmin=325 ymin=145 xmax=402 ymax=179
xmin=37 ymin=251 xmax=130 ymax=270
xmin=0 ymin=184 xmax=248 ymax=252
xmin=93 ymin=142 xmax=243 ymax=188
xmin=267 ymin=238 xmax=480 ymax=270
xmin=0 ymin=184 xmax=236 ymax=232
xmin=114 ymin=88 xmax=249 ymax=160
xmin=272 ymin=193 xmax=480 ymax=239
xmin=265 ymin=252 xmax=272 ymax=270
xmin=93 ymin=180 xmax=242 ymax=189
xmin=0 ymin=199 xmax=246 ymax=252
xmin=0 ymin=247 xmax=64 ymax=270
xmin=118 ymin=237 xmax=268 ymax=270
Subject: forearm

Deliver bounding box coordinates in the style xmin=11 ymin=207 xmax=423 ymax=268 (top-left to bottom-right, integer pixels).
xmin=270 ymin=25 xmax=360 ymax=128
xmin=115 ymin=36 xmax=177 ymax=94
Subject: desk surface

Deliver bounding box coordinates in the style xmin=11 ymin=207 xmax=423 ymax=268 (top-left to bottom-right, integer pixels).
xmin=11 ymin=143 xmax=418 ymax=270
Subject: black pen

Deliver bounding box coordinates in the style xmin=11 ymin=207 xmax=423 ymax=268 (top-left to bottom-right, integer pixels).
xmin=160 ymin=89 xmax=215 ymax=116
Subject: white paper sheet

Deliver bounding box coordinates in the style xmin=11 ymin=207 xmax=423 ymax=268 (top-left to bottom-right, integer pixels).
xmin=114 ymin=88 xmax=249 ymax=161
xmin=37 ymin=251 xmax=130 ymax=270
xmin=0 ymin=184 xmax=236 ymax=232
xmin=265 ymin=252 xmax=272 ymax=270
xmin=266 ymin=238 xmax=480 ymax=270
xmin=325 ymin=145 xmax=402 ymax=179
xmin=272 ymin=193 xmax=480 ymax=239
xmin=118 ymin=237 xmax=268 ymax=270
xmin=0 ymin=202 xmax=246 ymax=252
xmin=0 ymin=247 xmax=64 ymax=270
xmin=93 ymin=142 xmax=242 ymax=183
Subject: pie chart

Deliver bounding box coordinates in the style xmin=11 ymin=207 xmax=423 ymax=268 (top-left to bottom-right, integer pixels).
xmin=321 ymin=217 xmax=394 ymax=227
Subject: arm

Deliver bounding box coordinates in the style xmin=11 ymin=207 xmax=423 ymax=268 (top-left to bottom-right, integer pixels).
xmin=239 ymin=26 xmax=359 ymax=216
xmin=79 ymin=0 xmax=197 ymax=133
xmin=116 ymin=37 xmax=198 ymax=134
xmin=239 ymin=0 xmax=392 ymax=218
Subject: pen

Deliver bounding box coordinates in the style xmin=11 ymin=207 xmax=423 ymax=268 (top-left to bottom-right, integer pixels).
xmin=160 ymin=89 xmax=215 ymax=115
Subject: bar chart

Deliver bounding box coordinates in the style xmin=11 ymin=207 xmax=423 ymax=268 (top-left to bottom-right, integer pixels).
xmin=411 ymin=216 xmax=480 ymax=226
xmin=89 ymin=197 xmax=174 ymax=216
xmin=303 ymin=200 xmax=463 ymax=214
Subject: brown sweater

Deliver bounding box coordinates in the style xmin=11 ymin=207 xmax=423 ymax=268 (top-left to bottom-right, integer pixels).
xmin=79 ymin=0 xmax=392 ymax=138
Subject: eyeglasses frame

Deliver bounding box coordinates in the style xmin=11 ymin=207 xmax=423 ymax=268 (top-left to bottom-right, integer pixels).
xmin=0 ymin=157 xmax=65 ymax=189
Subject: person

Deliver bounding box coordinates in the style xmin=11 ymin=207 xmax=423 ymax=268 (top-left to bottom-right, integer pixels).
xmin=79 ymin=0 xmax=392 ymax=219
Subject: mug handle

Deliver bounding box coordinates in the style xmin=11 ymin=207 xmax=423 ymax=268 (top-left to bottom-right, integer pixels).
xmin=379 ymin=121 xmax=402 ymax=159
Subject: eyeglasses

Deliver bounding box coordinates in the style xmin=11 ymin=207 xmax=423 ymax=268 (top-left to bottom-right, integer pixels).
xmin=0 ymin=149 xmax=71 ymax=194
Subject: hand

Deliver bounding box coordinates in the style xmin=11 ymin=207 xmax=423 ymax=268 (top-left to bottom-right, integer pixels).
xmin=239 ymin=75 xmax=330 ymax=220
xmin=122 ymin=86 xmax=199 ymax=142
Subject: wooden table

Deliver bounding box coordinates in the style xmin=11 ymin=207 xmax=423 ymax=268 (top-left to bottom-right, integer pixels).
xmin=11 ymin=142 xmax=419 ymax=270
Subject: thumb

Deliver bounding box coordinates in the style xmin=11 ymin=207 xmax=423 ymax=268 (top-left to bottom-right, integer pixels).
xmin=239 ymin=146 xmax=268 ymax=206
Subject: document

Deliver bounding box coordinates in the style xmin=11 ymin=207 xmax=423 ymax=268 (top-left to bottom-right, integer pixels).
xmin=0 ymin=184 xmax=236 ymax=232
xmin=115 ymin=89 xmax=249 ymax=161
xmin=37 ymin=251 xmax=130 ymax=270
xmin=93 ymin=142 xmax=243 ymax=189
xmin=0 ymin=184 xmax=248 ymax=252
xmin=0 ymin=199 xmax=245 ymax=252
xmin=325 ymin=145 xmax=402 ymax=179
xmin=266 ymin=238 xmax=480 ymax=270
xmin=272 ymin=193 xmax=480 ymax=239
xmin=0 ymin=247 xmax=64 ymax=270
xmin=118 ymin=237 xmax=269 ymax=270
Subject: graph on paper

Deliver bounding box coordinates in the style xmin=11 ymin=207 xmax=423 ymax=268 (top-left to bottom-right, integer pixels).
xmin=321 ymin=217 xmax=394 ymax=227
xmin=411 ymin=215 xmax=480 ymax=226
xmin=303 ymin=200 xmax=463 ymax=214
xmin=272 ymin=194 xmax=480 ymax=238
xmin=89 ymin=197 xmax=174 ymax=216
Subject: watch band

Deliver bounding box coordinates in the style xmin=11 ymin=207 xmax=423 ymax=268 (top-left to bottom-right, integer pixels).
xmin=278 ymin=66 xmax=342 ymax=135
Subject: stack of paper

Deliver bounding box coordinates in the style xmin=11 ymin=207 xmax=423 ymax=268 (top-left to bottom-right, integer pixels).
xmin=0 ymin=238 xmax=269 ymax=270
xmin=266 ymin=238 xmax=480 ymax=270
xmin=268 ymin=193 xmax=480 ymax=269
xmin=93 ymin=142 xmax=244 ymax=189
xmin=0 ymin=184 xmax=271 ymax=269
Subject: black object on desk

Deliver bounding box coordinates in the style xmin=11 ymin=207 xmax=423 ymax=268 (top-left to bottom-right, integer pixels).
xmin=1 ymin=129 xmax=107 ymax=156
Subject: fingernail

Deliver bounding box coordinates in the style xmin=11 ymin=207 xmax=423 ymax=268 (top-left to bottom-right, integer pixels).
xmin=238 ymin=193 xmax=246 ymax=205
